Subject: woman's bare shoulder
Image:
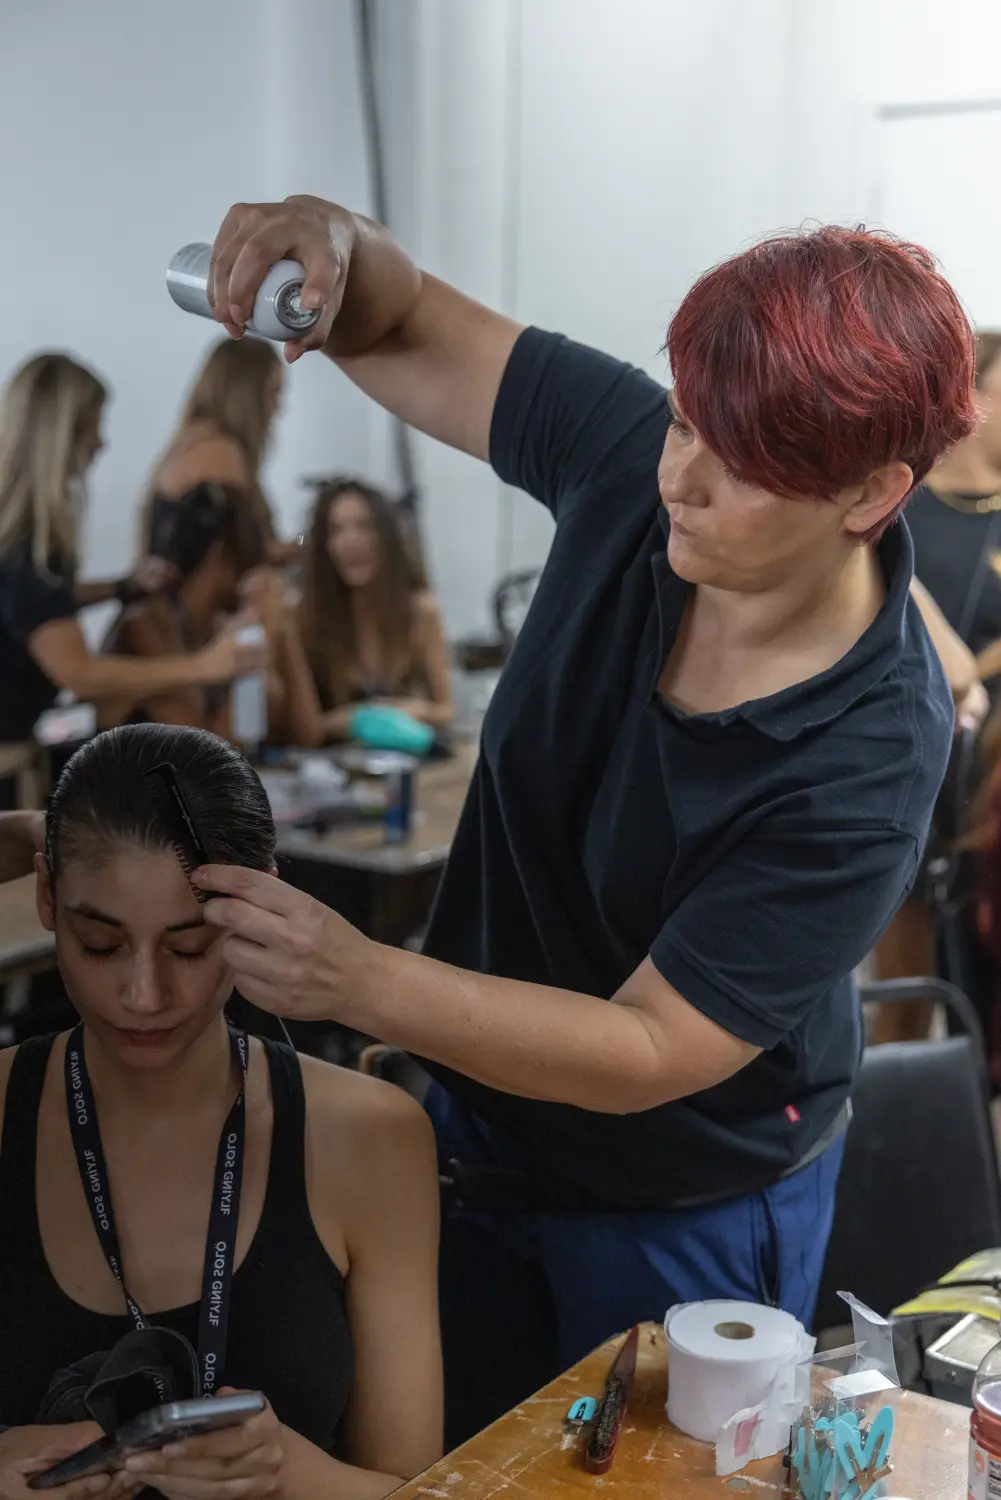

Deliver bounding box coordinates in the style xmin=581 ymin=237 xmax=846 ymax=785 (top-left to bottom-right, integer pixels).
xmin=156 ymin=426 xmax=249 ymax=493
xmin=299 ymin=1054 xmax=436 ymax=1187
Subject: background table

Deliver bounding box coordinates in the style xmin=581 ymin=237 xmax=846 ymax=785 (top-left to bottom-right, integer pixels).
xmin=276 ymin=741 xmax=477 ymax=946
xmin=395 ymin=1323 xmax=968 ymax=1500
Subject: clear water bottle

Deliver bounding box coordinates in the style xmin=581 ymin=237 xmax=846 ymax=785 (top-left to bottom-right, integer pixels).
xmin=230 ymin=622 xmax=268 ymax=756
xmin=970 ymin=1343 xmax=1001 ymax=1500
xmin=166 ymin=243 xmax=323 ymax=342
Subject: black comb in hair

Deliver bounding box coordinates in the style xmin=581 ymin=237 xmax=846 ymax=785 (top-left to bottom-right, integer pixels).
xmin=146 ymin=761 xmax=212 ymax=898
xmin=145 ymin=761 xmax=293 ymax=1049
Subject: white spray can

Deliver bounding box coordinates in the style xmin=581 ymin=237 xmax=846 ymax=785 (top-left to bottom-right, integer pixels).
xmin=166 ymin=243 xmax=322 ymax=342
xmin=230 ymin=622 xmax=268 ymax=754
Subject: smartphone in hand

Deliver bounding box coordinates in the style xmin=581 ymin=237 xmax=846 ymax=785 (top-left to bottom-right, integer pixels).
xmin=28 ymin=1393 xmax=266 ymax=1490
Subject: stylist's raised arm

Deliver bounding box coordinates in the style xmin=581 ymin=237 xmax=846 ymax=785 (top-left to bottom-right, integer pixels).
xmin=203 ymin=194 xmax=976 ymax=1449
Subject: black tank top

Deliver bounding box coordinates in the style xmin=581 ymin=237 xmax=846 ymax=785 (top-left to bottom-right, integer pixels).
xmin=0 ymin=1034 xmax=353 ymax=1450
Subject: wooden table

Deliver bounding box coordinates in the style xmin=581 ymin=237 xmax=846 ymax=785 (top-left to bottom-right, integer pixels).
xmin=276 ymin=741 xmax=477 ymax=874
xmin=396 ymin=1323 xmax=968 ymax=1500
xmin=0 ymin=874 xmax=54 ymax=979
xmin=276 ymin=742 xmax=477 ymax=946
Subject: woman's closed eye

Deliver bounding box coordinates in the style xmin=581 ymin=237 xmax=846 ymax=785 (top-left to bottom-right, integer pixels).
xmin=79 ymin=941 xmax=213 ymax=961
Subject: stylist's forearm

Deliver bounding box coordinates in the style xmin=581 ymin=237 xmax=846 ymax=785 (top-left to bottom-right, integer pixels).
xmin=353 ymin=946 xmax=698 ymax=1114
xmin=322 ymin=211 xmax=423 ymax=360
xmin=54 ymin=652 xmax=226 ymax=701
xmin=74 ymin=579 xmax=118 ymax=607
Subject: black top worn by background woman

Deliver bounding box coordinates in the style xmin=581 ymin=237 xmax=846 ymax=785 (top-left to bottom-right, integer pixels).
xmin=421 ymin=328 xmax=954 ymax=1209
xmin=906 ymin=483 xmax=1001 ymax=656
xmin=0 ymin=1033 xmax=353 ymax=1451
xmin=0 ymin=540 xmax=77 ymax=744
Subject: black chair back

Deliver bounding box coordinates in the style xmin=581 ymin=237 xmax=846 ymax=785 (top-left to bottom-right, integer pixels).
xmin=813 ymin=978 xmax=1001 ymax=1332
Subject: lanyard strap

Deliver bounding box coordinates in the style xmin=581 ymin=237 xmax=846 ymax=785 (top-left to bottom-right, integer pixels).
xmin=65 ymin=1024 xmax=249 ymax=1395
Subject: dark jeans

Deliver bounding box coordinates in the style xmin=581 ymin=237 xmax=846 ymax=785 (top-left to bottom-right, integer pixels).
xmin=426 ymin=1083 xmax=845 ymax=1448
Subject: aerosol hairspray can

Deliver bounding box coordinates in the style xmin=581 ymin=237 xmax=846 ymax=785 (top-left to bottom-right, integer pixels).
xmin=166 ymin=243 xmax=322 ymax=342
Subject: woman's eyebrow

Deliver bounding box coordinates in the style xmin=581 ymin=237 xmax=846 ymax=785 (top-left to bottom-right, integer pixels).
xmin=66 ymin=901 xmax=121 ymax=926
xmin=64 ymin=903 xmax=205 ymax=934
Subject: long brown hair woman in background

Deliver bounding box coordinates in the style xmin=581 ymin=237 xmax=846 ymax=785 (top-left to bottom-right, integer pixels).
xmin=294 ymin=478 xmax=452 ymax=743
xmin=138 ymin=337 xmax=293 ymax=562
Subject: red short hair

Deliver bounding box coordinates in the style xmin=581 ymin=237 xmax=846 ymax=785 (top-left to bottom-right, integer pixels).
xmin=667 ymin=226 xmax=977 ymax=540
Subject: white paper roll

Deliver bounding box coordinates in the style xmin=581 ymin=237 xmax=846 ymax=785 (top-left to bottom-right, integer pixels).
xmin=666 ymin=1300 xmax=811 ymax=1442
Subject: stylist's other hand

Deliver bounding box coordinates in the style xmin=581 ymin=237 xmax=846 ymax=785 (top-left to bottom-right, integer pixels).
xmin=123 ymin=1390 xmax=283 ymax=1500
xmin=196 ymin=612 xmax=268 ymax=686
xmin=195 ymin=866 xmax=371 ymax=1026
xmin=209 ymin=196 xmax=352 ymax=362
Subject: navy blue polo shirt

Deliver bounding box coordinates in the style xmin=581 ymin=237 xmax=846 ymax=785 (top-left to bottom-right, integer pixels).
xmin=422 ymin=327 xmax=954 ymax=1210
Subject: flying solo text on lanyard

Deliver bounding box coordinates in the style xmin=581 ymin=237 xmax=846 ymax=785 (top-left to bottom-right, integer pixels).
xmin=64 ymin=1025 xmax=249 ymax=1395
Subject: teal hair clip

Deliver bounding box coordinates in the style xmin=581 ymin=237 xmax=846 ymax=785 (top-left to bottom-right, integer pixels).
xmin=792 ymin=1407 xmax=894 ymax=1500
xmin=567 ymin=1397 xmax=597 ymax=1425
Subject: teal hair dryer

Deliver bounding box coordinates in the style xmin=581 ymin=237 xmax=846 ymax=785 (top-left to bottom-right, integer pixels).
xmin=348 ymin=705 xmax=435 ymax=756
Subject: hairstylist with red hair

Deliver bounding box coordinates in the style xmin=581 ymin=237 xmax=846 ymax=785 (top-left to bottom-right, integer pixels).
xmin=196 ymin=197 xmax=974 ymax=1443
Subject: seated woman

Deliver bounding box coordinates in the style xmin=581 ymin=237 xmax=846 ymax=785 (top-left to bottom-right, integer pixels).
xmin=294 ymin=479 xmax=452 ymax=743
xmin=100 ymin=485 xmax=317 ymax=743
xmin=0 ymin=353 xmax=258 ymax=807
xmin=0 ymin=723 xmax=441 ymax=1500
xmin=138 ymin=338 xmax=297 ymax=567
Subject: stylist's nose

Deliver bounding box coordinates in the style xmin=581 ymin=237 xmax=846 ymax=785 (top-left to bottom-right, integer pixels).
xmin=658 ymin=433 xmax=710 ymax=509
xmin=121 ymin=947 xmax=167 ymax=1016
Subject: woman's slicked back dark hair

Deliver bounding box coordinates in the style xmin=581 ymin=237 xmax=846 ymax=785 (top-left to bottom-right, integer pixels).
xmin=46 ymin=724 xmax=276 ymax=878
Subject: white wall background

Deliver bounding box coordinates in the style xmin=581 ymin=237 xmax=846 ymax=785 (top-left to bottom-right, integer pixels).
xmin=0 ymin=0 xmax=376 ymax=591
xmin=5 ymin=0 xmax=1001 ymax=636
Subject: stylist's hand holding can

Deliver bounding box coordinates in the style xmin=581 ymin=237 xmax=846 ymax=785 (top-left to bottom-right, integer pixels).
xmin=209 ymin=196 xmax=373 ymax=364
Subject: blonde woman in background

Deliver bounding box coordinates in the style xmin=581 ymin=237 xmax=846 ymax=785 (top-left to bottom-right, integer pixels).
xmin=0 ymin=352 xmax=262 ymax=803
xmin=292 ymin=478 xmax=452 ymax=744
xmin=139 ymin=337 xmax=297 ymax=564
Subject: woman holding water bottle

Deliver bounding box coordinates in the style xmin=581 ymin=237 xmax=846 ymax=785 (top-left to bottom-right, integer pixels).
xmin=100 ymin=484 xmax=317 ymax=748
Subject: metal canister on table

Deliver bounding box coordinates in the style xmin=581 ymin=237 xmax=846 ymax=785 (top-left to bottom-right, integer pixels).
xmin=379 ymin=753 xmax=418 ymax=843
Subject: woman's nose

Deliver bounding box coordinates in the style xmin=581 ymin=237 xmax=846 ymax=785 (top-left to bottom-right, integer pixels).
xmin=120 ymin=949 xmax=168 ymax=1016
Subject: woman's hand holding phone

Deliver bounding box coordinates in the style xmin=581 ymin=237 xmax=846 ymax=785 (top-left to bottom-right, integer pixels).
xmin=122 ymin=1390 xmax=284 ymax=1500
xmin=0 ymin=1425 xmax=138 ymax=1500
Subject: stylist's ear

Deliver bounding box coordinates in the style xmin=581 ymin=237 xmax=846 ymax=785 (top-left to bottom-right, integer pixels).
xmin=841 ymin=460 xmax=914 ymax=541
xmin=34 ymin=853 xmax=55 ymax=932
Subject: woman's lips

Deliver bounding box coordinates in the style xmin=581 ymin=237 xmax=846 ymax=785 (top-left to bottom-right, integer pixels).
xmin=115 ymin=1027 xmax=177 ymax=1048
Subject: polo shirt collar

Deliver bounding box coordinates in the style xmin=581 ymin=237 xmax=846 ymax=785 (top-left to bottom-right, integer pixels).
xmin=653 ymin=507 xmax=915 ymax=743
